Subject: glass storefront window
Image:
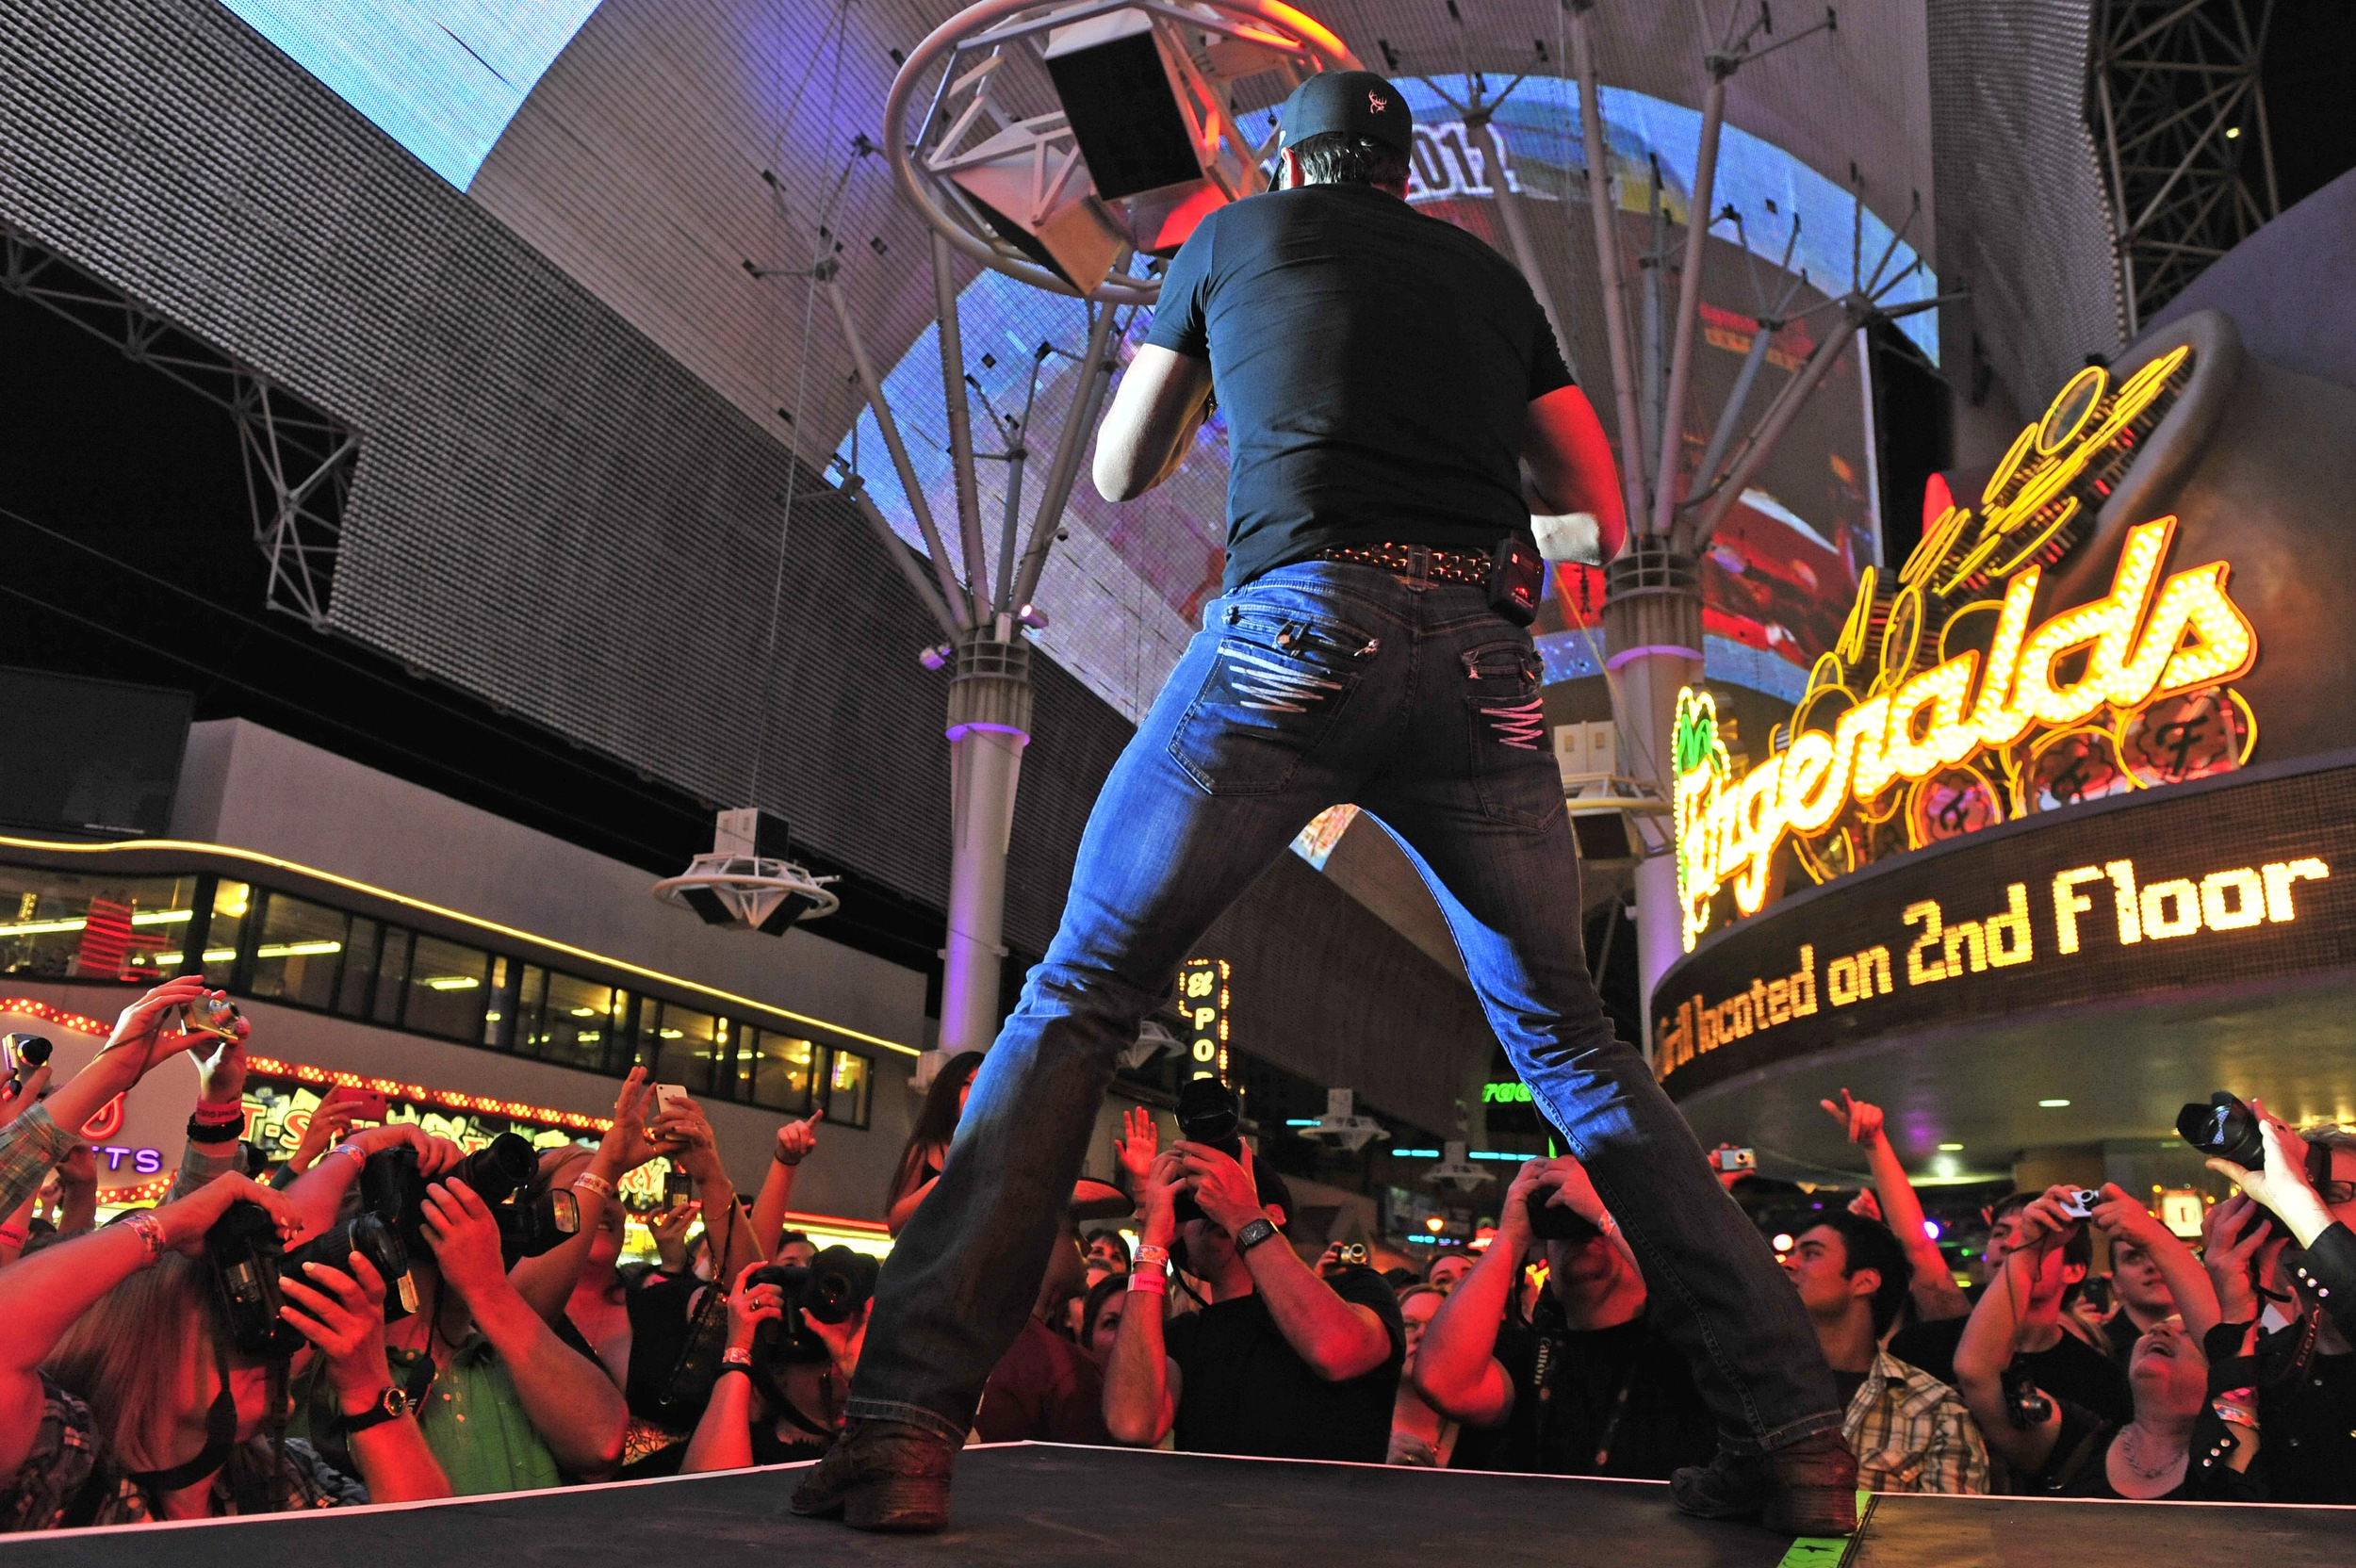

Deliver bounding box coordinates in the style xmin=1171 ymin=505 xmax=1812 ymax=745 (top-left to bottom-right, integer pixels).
xmin=483 ymin=956 xmax=514 ymax=1050
xmin=404 ymin=935 xmax=492 ymax=1043
xmin=203 ymin=881 xmax=251 ymax=988
xmin=740 ymin=1030 xmax=814 ymax=1115
xmin=532 ymin=972 xmax=626 ymax=1072
xmin=373 ymin=927 xmax=412 ymax=1024
xmin=336 ymin=919 xmax=382 ymax=1019
xmin=646 ymin=1004 xmax=727 ymax=1095
xmin=0 ymin=869 xmax=207 ymax=983
xmin=820 ymin=1047 xmax=871 ymax=1129
xmin=245 ymin=891 xmax=350 ymax=1011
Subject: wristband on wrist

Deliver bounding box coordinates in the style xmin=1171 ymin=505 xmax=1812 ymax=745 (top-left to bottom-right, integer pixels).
xmin=714 ymin=1363 xmax=753 ymax=1381
xmin=1127 ymin=1268 xmax=1168 ymax=1295
xmin=0 ymin=1227 xmax=26 ymax=1249
xmin=1133 ymin=1243 xmax=1170 ymax=1271
xmin=124 ymin=1210 xmax=167 ymax=1266
xmin=186 ymin=1114 xmax=242 ymax=1146
xmin=190 ymin=1102 xmax=244 ymax=1125
xmin=572 ymin=1170 xmax=616 ymax=1200
xmin=721 ymin=1346 xmax=754 ymax=1368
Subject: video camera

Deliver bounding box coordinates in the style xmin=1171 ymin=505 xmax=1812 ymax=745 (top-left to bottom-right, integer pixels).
xmin=1170 ymin=1076 xmax=1245 ymax=1226
xmin=747 ymin=1245 xmax=880 ymax=1365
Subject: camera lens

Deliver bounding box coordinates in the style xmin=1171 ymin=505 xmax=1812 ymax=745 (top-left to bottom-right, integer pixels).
xmin=450 ymin=1132 xmax=538 ymax=1204
xmin=1175 ymin=1077 xmax=1242 ymax=1154
xmin=1526 ymin=1186 xmax=1605 ymax=1243
xmin=2176 ymin=1091 xmax=2266 ymax=1169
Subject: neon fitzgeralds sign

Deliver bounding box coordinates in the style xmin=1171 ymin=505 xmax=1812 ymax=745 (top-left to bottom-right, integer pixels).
xmin=1674 ymin=345 xmax=2260 ymax=951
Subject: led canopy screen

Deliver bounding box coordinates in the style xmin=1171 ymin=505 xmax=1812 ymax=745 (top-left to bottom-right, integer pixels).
xmin=218 ymin=1 xmax=605 ymax=188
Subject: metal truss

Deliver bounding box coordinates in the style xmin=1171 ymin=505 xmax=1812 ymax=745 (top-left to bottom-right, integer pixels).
xmin=0 ymin=225 xmax=358 ymax=629
xmin=2092 ymin=0 xmax=2280 ymax=336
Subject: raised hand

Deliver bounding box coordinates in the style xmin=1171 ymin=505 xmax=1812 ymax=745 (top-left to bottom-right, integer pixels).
xmin=280 ymin=1251 xmax=397 ymax=1406
xmin=775 ymin=1108 xmax=823 ymax=1168
xmin=1115 ymin=1105 xmax=1159 ymax=1190
xmin=724 ymin=1259 xmax=784 ymax=1351
xmin=153 ymin=1172 xmax=306 ymax=1256
xmin=1819 ymin=1088 xmax=1885 ymax=1146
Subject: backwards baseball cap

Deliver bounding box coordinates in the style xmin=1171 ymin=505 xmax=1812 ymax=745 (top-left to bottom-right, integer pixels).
xmin=1275 ymin=69 xmax=1414 ymax=155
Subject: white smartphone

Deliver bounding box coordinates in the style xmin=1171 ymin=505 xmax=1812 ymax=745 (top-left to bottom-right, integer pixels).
xmin=654 ymin=1083 xmax=692 ymax=1119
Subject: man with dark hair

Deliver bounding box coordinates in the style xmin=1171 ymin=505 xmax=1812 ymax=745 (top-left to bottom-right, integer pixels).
xmin=798 ymin=67 xmax=1854 ymax=1536
xmin=1890 ymin=1192 xmax=2131 ymax=1429
xmin=1101 ymin=1137 xmax=1403 ymax=1462
xmin=1784 ymin=1214 xmax=1988 ymax=1494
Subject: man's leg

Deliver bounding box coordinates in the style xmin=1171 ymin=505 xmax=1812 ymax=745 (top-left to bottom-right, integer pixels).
xmin=1362 ymin=649 xmax=1852 ymax=1529
xmin=806 ymin=590 xmax=1374 ymax=1527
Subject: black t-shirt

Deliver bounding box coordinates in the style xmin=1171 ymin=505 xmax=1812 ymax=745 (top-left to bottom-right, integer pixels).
xmin=1162 ymin=1263 xmax=1405 ymax=1462
xmin=1890 ymin=1315 xmax=2133 ymax=1427
xmin=1145 ymin=183 xmax=1574 ymax=593
xmin=1448 ymin=1306 xmax=1714 ymax=1480
xmin=2257 ymin=1337 xmax=2356 ymax=1505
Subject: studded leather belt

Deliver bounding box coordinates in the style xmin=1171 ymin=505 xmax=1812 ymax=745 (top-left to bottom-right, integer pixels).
xmin=1316 ymin=542 xmax=1491 ymax=586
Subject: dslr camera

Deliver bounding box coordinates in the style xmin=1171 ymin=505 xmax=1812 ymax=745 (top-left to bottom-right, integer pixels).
xmin=2177 ymin=1090 xmax=2267 ymax=1168
xmin=364 ymin=1133 xmax=581 ymax=1270
xmin=1170 ymin=1076 xmax=1246 ymax=1226
xmin=1526 ymin=1180 xmax=1605 ymax=1244
xmin=206 ymin=1201 xmax=414 ymax=1356
xmin=746 ymin=1245 xmax=880 ymax=1365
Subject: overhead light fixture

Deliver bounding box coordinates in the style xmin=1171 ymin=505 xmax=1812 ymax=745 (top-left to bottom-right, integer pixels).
xmin=2037 ymin=1098 xmax=2071 ymax=1108
xmin=654 ymin=808 xmax=840 ymax=937
xmin=1296 ymin=1087 xmax=1391 ymax=1153
xmin=1425 ymin=1139 xmax=1491 ymax=1192
xmin=1937 ymin=1142 xmax=1964 ymax=1152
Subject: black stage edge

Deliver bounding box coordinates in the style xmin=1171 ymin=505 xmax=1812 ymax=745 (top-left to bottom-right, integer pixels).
xmin=0 ymin=1444 xmax=2350 ymax=1566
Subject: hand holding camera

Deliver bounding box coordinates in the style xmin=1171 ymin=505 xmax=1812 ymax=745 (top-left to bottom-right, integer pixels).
xmin=2200 ymin=1194 xmax=2283 ymax=1322
xmin=2192 ymin=1094 xmax=2337 ymax=1245
xmin=724 ymin=1259 xmax=785 ymax=1353
xmin=98 ymin=975 xmax=221 ymax=1082
xmin=418 ymin=1179 xmax=512 ymax=1302
xmin=277 ymin=1250 xmax=398 ymax=1411
xmin=191 ymin=1013 xmax=254 ymax=1112
xmin=1137 ymin=1148 xmax=1186 ymax=1247
xmin=1171 ymin=1137 xmax=1263 ymax=1234
xmin=648 ymin=1093 xmax=724 ymax=1186
xmin=161 ymin=1171 xmax=306 ymax=1256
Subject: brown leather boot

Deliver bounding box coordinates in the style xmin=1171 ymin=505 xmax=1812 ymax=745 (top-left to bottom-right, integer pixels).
xmin=1670 ymin=1430 xmax=1858 ymax=1536
xmin=788 ymin=1418 xmax=958 ymax=1533
xmin=1761 ymin=1430 xmax=1860 ymax=1536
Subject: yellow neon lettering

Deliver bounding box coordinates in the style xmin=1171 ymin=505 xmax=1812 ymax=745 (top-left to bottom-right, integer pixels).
xmin=1987 ymin=883 xmax=2034 ymax=966
xmin=2200 ymin=868 xmax=2265 ymax=930
xmin=2262 ymin=858 xmax=2329 ymax=922
xmin=1967 ymin=568 xmax=2039 ymax=746
xmin=2106 ymin=860 xmax=2143 ymax=943
xmin=1778 ymin=729 xmax=1841 ymax=833
xmin=2053 ymin=866 xmax=2102 ymax=955
xmin=1862 ymin=945 xmax=1892 ymax=996
xmin=2140 ymin=878 xmax=2202 ymax=939
xmin=1882 ymin=656 xmax=1977 ymax=778
xmin=1943 ymin=919 xmax=1987 ymax=974
xmin=2014 ymin=520 xmax=2173 ymax=727
xmin=1904 ymin=901 xmax=1947 ymax=985
xmin=1827 ymin=954 xmax=1860 ymax=1006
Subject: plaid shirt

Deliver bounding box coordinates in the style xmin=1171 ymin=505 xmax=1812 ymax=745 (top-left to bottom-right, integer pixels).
xmin=0 ymin=1105 xmax=75 ymax=1221
xmin=1844 ymin=1349 xmax=1990 ymax=1495
xmin=0 ymin=1375 xmax=365 ymax=1530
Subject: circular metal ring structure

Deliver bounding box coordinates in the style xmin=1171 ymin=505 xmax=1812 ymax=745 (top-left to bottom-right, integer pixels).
xmin=884 ymin=0 xmax=1360 ymax=303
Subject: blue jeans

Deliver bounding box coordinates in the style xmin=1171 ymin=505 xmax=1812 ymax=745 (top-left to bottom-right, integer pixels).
xmin=848 ymin=561 xmax=1841 ymax=1455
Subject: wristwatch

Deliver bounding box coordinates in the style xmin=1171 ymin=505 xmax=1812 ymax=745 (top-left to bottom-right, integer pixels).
xmin=343 ymin=1385 xmax=408 ymax=1434
xmin=1234 ymin=1217 xmax=1280 ymax=1254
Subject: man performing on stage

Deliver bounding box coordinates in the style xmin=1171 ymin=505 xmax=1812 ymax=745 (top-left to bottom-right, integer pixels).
xmin=794 ymin=71 xmax=1856 ymax=1535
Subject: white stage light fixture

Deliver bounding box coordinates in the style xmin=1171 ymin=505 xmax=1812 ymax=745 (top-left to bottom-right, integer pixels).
xmin=653 ymin=808 xmax=841 ymax=936
xmin=1425 ymin=1139 xmax=1491 ymax=1192
xmin=1297 ymin=1087 xmax=1390 ymax=1153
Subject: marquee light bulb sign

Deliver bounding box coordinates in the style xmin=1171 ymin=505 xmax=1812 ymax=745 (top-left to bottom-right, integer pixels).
xmin=1673 ymin=345 xmax=2261 ymax=950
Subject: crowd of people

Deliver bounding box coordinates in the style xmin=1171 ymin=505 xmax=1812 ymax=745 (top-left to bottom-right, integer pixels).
xmin=0 ymin=979 xmax=2349 ymax=1533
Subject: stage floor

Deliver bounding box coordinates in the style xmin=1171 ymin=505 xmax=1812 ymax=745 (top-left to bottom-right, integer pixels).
xmin=1 ymin=1443 xmax=2350 ymax=1566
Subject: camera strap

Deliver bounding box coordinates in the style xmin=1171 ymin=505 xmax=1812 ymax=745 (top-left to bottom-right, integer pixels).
xmin=123 ymin=1343 xmax=239 ymax=1497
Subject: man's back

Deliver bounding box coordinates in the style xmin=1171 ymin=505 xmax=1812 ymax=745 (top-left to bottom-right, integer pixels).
xmin=1146 ymin=183 xmax=1571 ymax=591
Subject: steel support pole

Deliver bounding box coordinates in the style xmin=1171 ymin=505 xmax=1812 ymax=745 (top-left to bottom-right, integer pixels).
xmin=933 ymin=232 xmax=991 ymax=620
xmin=825 ymin=277 xmax=974 ymax=621
xmin=935 ymin=632 xmax=1035 ymax=1081
xmin=1650 ymin=67 xmax=1726 ymax=541
xmin=1011 ymin=296 xmax=1122 ymax=612
xmin=1601 ymin=545 xmax=1701 ymax=1063
xmin=1573 ymin=12 xmax=1650 ymax=538
xmin=1470 ymin=112 xmax=1576 ymax=379
xmin=1691 ymin=304 xmax=1859 ymax=547
xmin=842 ymin=477 xmax=964 ymax=638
